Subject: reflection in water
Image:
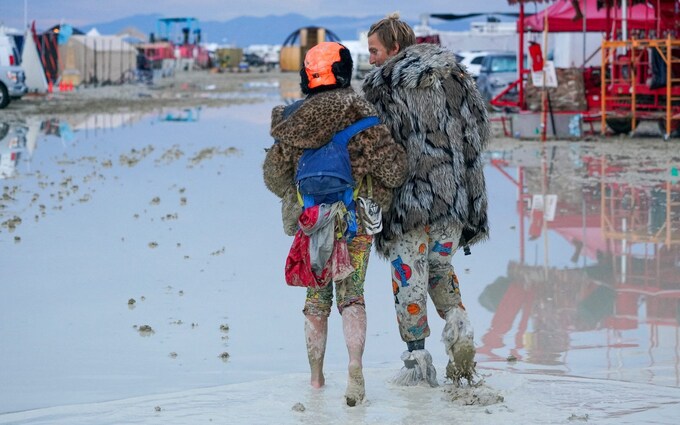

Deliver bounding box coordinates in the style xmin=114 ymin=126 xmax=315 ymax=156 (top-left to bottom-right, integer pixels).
xmin=482 ymin=143 xmax=680 ymax=386
xmin=0 ymin=112 xmax=152 ymax=180
xmin=0 ymin=122 xmax=27 ymax=179
xmin=158 ymin=107 xmax=201 ymax=122
xmin=67 ymin=112 xmax=145 ymax=133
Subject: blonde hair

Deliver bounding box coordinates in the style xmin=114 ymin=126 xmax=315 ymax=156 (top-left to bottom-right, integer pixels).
xmin=368 ymin=12 xmax=416 ymax=53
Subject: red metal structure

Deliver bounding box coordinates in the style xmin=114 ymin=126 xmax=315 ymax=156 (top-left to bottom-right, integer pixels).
xmin=506 ymin=0 xmax=680 ymax=137
xmin=145 ymin=17 xmax=210 ymax=70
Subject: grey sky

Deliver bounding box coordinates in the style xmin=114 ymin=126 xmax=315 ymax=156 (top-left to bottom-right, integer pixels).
xmin=1 ymin=0 xmax=519 ymax=30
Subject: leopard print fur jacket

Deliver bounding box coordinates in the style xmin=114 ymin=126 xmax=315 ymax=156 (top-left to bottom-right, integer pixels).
xmin=263 ymin=87 xmax=408 ymax=236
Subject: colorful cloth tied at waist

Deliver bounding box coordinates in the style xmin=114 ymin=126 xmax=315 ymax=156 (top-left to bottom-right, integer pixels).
xmin=285 ymin=202 xmax=354 ymax=288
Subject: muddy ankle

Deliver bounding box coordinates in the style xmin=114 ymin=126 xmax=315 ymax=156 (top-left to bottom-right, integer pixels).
xmin=310 ymin=374 xmax=325 ymax=388
xmin=345 ymin=364 xmax=365 ymax=406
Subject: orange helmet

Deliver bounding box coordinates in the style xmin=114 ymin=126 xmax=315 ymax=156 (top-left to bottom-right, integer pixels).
xmin=300 ymin=41 xmax=353 ymax=94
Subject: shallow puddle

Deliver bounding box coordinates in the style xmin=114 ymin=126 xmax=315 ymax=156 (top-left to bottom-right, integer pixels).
xmin=1 ymin=96 xmax=679 ymax=414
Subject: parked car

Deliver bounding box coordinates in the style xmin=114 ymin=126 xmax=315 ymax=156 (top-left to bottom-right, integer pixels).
xmin=0 ymin=65 xmax=28 ymax=109
xmin=243 ymin=53 xmax=265 ymax=67
xmin=454 ymin=50 xmax=494 ymax=79
xmin=353 ymin=52 xmax=371 ymax=80
xmin=475 ymin=52 xmax=519 ymax=105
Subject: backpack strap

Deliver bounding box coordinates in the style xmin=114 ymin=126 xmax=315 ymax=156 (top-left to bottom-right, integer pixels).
xmin=297 ymin=116 xmax=380 ymax=207
xmin=353 ymin=174 xmax=373 ymax=199
xmin=331 ymin=116 xmax=380 ymax=147
xmin=283 ymin=99 xmax=304 ymax=119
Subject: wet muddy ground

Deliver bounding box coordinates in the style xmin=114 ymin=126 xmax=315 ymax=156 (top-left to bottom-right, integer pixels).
xmin=0 ymin=68 xmax=303 ymax=121
xmin=1 ymin=70 xmax=679 ymax=420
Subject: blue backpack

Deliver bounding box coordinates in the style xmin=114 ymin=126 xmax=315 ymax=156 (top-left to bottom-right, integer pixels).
xmin=295 ymin=114 xmax=380 ymax=237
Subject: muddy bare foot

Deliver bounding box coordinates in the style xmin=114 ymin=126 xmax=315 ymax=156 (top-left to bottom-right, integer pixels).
xmin=310 ymin=373 xmax=325 ymax=389
xmin=344 ymin=363 xmax=365 ymax=407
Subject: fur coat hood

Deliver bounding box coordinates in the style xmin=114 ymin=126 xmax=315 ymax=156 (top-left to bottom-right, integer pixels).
xmin=263 ymin=87 xmax=407 ymax=236
xmin=362 ymin=43 xmax=491 ymax=255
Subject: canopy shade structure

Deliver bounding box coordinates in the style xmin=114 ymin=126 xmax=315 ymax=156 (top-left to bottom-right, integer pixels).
xmin=596 ymin=0 xmax=661 ymax=7
xmin=430 ymin=12 xmax=521 ymax=20
xmin=507 ymin=0 xmax=558 ymax=4
xmin=521 ymin=0 xmax=658 ymax=32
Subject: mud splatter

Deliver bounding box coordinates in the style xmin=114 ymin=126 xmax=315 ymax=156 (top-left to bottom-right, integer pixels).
xmin=443 ymin=380 xmax=504 ymax=406
xmin=119 ymin=146 xmax=155 ymax=167
xmin=210 ymin=247 xmax=225 ymax=256
xmin=1 ymin=216 xmax=22 ymax=232
xmin=136 ymin=325 xmax=155 ymax=336
xmin=156 ymin=146 xmax=185 ymax=165
xmin=188 ymin=147 xmax=241 ymax=167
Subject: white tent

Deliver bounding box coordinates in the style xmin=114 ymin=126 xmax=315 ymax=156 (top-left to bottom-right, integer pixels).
xmin=21 ymin=31 xmax=49 ymax=93
xmin=59 ymin=34 xmax=138 ymax=85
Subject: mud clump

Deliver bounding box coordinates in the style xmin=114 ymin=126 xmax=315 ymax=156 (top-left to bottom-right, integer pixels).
xmin=444 ymin=381 xmax=504 ymax=406
xmin=136 ymin=325 xmax=155 ymax=336
xmin=1 ymin=216 xmax=22 ymax=232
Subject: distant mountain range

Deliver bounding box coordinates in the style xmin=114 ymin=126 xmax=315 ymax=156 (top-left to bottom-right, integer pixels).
xmin=76 ymin=13 xmax=516 ymax=46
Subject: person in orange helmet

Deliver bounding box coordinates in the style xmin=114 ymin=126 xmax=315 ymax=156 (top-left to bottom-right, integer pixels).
xmin=263 ymin=41 xmax=407 ymax=406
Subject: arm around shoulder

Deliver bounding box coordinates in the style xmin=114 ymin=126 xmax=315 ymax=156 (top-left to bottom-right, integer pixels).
xmin=367 ymin=125 xmax=408 ymax=189
xmin=262 ymin=105 xmax=297 ymax=198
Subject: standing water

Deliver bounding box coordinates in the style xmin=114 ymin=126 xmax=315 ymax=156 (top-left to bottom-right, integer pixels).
xmin=1 ymin=83 xmax=680 ymax=423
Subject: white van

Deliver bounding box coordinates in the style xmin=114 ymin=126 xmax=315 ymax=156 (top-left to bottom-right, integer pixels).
xmin=0 ymin=30 xmax=28 ymax=108
xmin=0 ymin=30 xmax=21 ymax=67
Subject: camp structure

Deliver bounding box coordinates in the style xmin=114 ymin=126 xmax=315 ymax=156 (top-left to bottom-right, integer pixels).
xmin=150 ymin=17 xmax=210 ymax=70
xmin=505 ymin=0 xmax=680 ymax=138
xmin=59 ymin=32 xmax=138 ymax=86
xmin=215 ymin=47 xmax=243 ymax=70
xmin=117 ymin=27 xmax=147 ymax=44
xmin=279 ymin=27 xmax=341 ymax=72
xmin=135 ymin=41 xmax=176 ymax=78
xmin=21 ymin=26 xmax=49 ymax=93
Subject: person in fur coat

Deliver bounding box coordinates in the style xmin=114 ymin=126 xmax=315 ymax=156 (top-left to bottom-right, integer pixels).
xmin=262 ymin=41 xmax=407 ymax=406
xmin=362 ymin=13 xmax=491 ymax=386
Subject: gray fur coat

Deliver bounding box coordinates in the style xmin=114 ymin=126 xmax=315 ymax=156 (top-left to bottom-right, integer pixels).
xmin=362 ymin=43 xmax=490 ymax=256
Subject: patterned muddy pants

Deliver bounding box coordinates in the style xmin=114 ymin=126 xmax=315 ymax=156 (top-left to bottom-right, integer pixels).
xmin=303 ymin=234 xmax=373 ymax=317
xmin=387 ymin=223 xmax=463 ymax=343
